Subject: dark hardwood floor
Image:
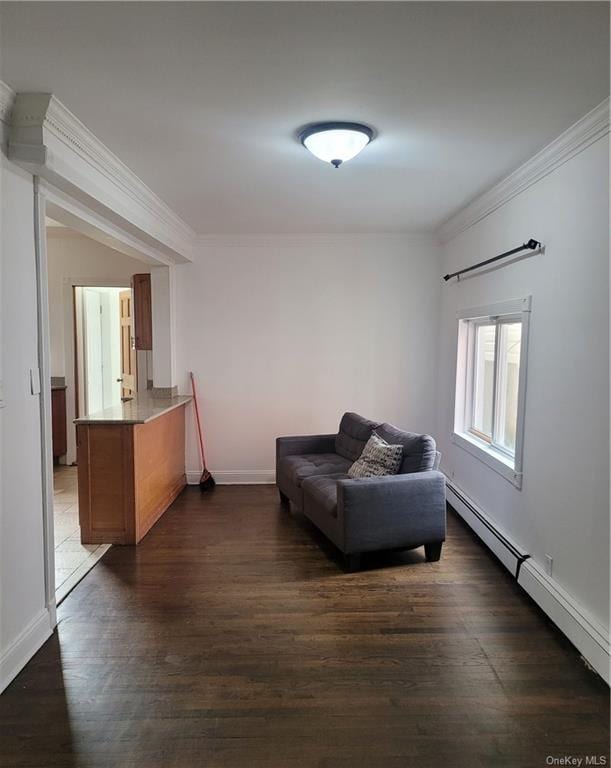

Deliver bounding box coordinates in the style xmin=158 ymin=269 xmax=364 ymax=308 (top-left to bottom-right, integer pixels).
xmin=1 ymin=486 xmax=608 ymax=768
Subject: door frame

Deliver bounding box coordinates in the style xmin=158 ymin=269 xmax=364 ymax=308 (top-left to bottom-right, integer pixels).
xmin=65 ymin=280 xmax=132 ymax=465
xmin=33 ymin=179 xmax=57 ymax=628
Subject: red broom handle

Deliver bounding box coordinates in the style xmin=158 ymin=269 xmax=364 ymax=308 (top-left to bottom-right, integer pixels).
xmin=190 ymin=372 xmax=207 ymax=471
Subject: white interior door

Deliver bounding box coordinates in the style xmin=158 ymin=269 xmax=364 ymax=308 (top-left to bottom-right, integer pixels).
xmin=83 ymin=288 xmax=104 ymax=414
xmin=82 ymin=287 xmax=124 ymax=413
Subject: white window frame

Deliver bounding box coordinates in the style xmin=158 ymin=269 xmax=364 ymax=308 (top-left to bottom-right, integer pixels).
xmin=452 ymin=296 xmax=531 ymax=489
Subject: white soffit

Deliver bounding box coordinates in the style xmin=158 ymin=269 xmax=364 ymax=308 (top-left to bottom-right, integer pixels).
xmin=8 ymin=92 xmax=196 ymax=263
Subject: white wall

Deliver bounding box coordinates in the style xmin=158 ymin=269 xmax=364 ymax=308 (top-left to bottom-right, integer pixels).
xmin=150 ymin=265 xmax=176 ymax=389
xmin=47 ymin=233 xmax=147 ymax=379
xmin=175 ymin=235 xmax=442 ymax=482
xmin=0 ymin=157 xmax=51 ymax=689
xmin=436 ymin=137 xmax=609 ymax=637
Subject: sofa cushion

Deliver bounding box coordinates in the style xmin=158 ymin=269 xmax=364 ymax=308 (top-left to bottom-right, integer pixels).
xmin=335 ymin=412 xmax=382 ymax=461
xmin=347 ymin=432 xmax=403 ymax=479
xmin=376 ymin=423 xmax=437 ymax=473
xmin=302 ymin=473 xmax=349 ymax=518
xmin=278 ymin=453 xmax=352 ymax=488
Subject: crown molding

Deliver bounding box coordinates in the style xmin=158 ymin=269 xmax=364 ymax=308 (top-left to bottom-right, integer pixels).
xmin=0 ymin=81 xmax=16 ymax=125
xmin=437 ymin=97 xmax=610 ymax=244
xmin=8 ymin=92 xmax=195 ymax=263
xmin=44 ymin=96 xmax=195 ymax=248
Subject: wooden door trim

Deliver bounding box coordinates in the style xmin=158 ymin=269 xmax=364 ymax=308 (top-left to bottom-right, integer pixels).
xmin=119 ymin=288 xmax=137 ymax=397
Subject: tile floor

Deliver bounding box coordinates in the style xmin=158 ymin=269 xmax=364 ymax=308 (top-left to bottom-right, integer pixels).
xmin=53 ymin=465 xmax=110 ymax=603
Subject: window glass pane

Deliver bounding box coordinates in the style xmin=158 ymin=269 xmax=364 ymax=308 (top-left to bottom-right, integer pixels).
xmin=472 ymin=323 xmax=496 ymax=438
xmin=494 ymin=322 xmax=522 ymax=453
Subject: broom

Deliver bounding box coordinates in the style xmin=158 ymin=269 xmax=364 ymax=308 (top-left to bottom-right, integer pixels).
xmin=189 ymin=371 xmax=216 ymax=492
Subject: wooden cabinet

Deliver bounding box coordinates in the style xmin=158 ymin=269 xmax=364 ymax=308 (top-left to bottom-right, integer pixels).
xmin=132 ymin=273 xmax=153 ymax=350
xmin=51 ymin=387 xmax=67 ymax=459
xmin=76 ymin=403 xmax=187 ymax=545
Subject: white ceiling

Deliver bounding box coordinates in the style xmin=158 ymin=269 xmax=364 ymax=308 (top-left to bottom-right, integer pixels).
xmin=1 ymin=2 xmax=608 ymax=234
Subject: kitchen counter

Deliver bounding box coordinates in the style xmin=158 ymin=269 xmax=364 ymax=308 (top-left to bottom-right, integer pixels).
xmin=74 ymin=394 xmax=191 ymax=425
xmin=75 ymin=395 xmax=190 ymax=545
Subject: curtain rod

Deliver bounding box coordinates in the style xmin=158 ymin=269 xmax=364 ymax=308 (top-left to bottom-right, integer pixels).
xmin=443 ymin=238 xmax=542 ymax=282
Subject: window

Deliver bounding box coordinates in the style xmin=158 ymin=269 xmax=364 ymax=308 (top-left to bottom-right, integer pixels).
xmin=453 ymin=297 xmax=531 ymax=488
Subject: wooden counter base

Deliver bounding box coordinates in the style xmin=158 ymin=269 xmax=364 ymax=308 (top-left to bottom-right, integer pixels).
xmin=77 ymin=403 xmax=187 ymax=545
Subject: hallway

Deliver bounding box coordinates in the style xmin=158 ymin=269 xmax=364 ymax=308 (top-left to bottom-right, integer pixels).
xmin=1 ymin=486 xmax=608 ymax=767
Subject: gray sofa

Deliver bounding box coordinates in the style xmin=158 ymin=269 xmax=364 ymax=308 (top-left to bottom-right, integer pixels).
xmin=276 ymin=412 xmax=446 ymax=571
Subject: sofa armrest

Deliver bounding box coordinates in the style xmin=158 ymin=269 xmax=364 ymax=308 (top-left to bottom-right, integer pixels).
xmin=276 ymin=434 xmax=337 ymax=462
xmin=336 ymin=471 xmax=446 ymax=554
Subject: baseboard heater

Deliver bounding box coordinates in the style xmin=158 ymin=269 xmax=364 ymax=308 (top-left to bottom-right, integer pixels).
xmin=445 ymin=480 xmax=530 ymax=579
xmin=446 ymin=478 xmax=610 ymax=684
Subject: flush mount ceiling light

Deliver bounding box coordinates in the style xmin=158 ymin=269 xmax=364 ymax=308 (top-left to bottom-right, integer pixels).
xmin=299 ymin=122 xmax=375 ymax=168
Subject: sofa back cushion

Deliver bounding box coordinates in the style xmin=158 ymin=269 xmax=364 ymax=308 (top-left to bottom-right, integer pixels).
xmin=335 ymin=412 xmax=382 ymax=461
xmin=376 ymin=423 xmax=437 ymax=473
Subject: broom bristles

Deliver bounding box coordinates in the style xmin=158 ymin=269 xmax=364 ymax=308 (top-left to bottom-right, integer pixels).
xmin=200 ymin=469 xmax=216 ymax=492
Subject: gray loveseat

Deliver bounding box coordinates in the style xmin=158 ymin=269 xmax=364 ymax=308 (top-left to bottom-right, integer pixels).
xmin=276 ymin=413 xmax=446 ymax=571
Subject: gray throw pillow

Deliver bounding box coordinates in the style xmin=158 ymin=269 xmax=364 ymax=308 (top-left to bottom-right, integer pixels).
xmin=348 ymin=432 xmax=403 ymax=479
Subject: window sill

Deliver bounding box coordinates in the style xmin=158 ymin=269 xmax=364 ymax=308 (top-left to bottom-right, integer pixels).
xmin=451 ymin=431 xmax=523 ymax=489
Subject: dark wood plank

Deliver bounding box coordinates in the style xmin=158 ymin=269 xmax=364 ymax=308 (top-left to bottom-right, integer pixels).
xmin=0 ymin=487 xmax=608 ymax=768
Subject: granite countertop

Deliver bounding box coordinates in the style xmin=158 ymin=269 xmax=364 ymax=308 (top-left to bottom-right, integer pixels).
xmin=74 ymin=395 xmax=192 ymax=425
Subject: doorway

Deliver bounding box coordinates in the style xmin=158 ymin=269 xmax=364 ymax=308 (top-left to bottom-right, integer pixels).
xmin=54 ymin=285 xmax=131 ymax=602
xmin=74 ymin=285 xmax=133 ymax=417
xmin=0 ymin=148 xmax=178 ymax=693
xmin=46 ymin=219 xmax=151 ymax=602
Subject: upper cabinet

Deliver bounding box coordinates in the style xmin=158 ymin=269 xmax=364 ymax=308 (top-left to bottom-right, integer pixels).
xmin=132 ymin=273 xmax=153 ymax=350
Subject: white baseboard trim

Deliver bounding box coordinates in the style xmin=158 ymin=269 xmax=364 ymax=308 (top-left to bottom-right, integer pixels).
xmin=186 ymin=470 xmax=275 ymax=485
xmin=446 ymin=479 xmax=528 ymax=576
xmin=518 ymin=560 xmax=610 ymax=684
xmin=0 ymin=608 xmax=53 ymax=693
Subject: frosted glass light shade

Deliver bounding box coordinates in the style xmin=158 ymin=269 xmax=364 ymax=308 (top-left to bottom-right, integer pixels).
xmin=299 ymin=122 xmax=374 ymax=168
